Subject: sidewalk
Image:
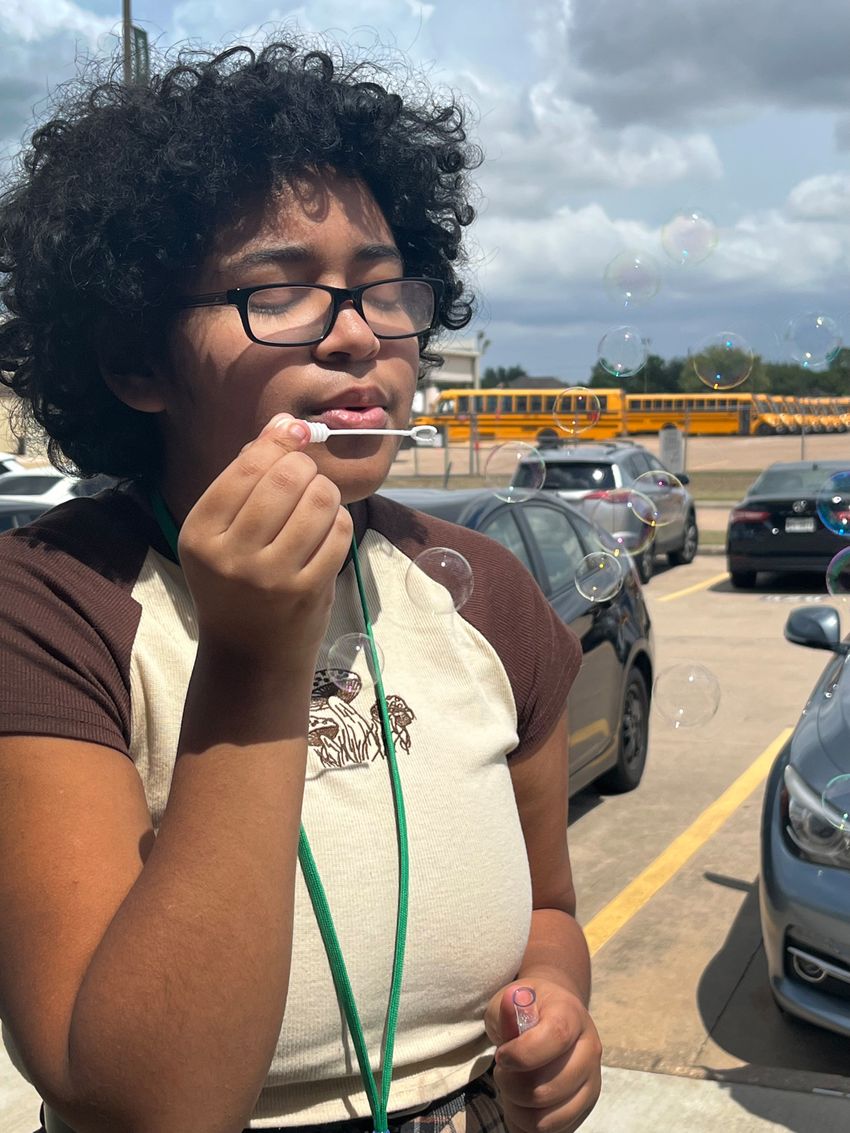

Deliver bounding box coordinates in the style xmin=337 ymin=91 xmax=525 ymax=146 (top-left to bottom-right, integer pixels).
xmin=582 ymin=1066 xmax=850 ymax=1131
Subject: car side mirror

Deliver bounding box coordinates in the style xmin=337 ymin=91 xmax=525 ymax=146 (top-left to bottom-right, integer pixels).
xmin=677 ymin=473 xmax=690 ymax=485
xmin=785 ymin=607 xmax=850 ymax=654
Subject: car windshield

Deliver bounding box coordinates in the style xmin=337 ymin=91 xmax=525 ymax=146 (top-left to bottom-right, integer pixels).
xmin=0 ymin=474 xmax=60 ymax=496
xmin=514 ymin=461 xmax=616 ymax=491
xmin=749 ymin=467 xmax=847 ymax=495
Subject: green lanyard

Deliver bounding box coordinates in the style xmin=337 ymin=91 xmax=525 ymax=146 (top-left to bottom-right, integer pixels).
xmin=148 ymin=490 xmax=409 ymax=1133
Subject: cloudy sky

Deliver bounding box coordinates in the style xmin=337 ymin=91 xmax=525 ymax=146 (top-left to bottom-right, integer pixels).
xmin=3 ymin=0 xmax=850 ymax=381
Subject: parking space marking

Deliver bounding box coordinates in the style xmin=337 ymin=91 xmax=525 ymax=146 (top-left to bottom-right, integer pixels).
xmin=583 ymin=727 xmax=793 ymax=957
xmin=657 ymin=571 xmax=728 ymax=603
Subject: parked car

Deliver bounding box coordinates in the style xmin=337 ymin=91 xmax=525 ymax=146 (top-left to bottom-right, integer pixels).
xmin=0 ymin=468 xmax=117 ymax=507
xmin=511 ymin=439 xmax=698 ymax=583
xmin=0 ymin=452 xmax=25 ymax=476
xmin=379 ymin=486 xmax=655 ymax=795
xmin=0 ymin=497 xmax=55 ymax=532
xmin=726 ymin=460 xmax=850 ymax=589
xmin=759 ymin=605 xmax=850 ymax=1037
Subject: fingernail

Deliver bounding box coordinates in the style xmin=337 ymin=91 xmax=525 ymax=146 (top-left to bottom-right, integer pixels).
xmin=265 ymin=412 xmax=293 ymax=431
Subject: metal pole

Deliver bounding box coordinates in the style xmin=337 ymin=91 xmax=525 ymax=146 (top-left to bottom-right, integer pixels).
xmin=123 ymin=0 xmax=133 ymax=84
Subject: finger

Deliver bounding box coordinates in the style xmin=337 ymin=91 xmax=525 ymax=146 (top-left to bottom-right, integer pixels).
xmin=497 ymin=1077 xmax=601 ymax=1133
xmin=493 ymin=1049 xmax=573 ymax=1109
xmin=496 ymin=1007 xmax=583 ymax=1073
xmin=285 ymin=503 xmax=354 ymax=585
xmin=265 ymin=476 xmax=350 ymax=573
xmin=227 ymin=449 xmax=324 ymax=551
xmin=186 ymin=414 xmax=312 ymax=536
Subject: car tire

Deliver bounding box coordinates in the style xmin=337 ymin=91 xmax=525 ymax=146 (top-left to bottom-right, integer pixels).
xmin=730 ymin=569 xmax=757 ymax=589
xmin=636 ymin=544 xmax=655 ymax=584
xmin=597 ymin=667 xmax=649 ymax=794
xmin=668 ymin=512 xmax=699 ymax=566
xmin=755 ymin=423 xmax=774 ymax=436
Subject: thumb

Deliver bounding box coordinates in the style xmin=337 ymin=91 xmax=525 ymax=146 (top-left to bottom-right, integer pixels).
xmin=485 ymin=983 xmax=523 ymax=1048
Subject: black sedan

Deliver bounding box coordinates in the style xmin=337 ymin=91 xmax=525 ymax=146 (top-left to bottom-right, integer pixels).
xmin=726 ymin=460 xmax=850 ymax=588
xmin=760 ymin=605 xmax=850 ymax=1036
xmin=379 ymin=487 xmax=655 ymax=795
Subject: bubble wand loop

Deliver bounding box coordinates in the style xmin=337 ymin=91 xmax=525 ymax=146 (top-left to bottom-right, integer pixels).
xmin=303 ymin=423 xmax=438 ymax=445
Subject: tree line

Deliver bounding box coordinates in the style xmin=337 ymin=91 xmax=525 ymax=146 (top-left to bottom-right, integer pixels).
xmin=482 ymin=349 xmax=850 ymax=395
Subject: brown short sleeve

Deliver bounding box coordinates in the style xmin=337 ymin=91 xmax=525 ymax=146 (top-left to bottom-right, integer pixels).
xmin=0 ymin=495 xmax=151 ymax=754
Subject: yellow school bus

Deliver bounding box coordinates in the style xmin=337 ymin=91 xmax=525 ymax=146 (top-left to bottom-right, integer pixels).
xmin=415 ymin=388 xmax=626 ymax=444
xmin=623 ymin=392 xmax=752 ymax=435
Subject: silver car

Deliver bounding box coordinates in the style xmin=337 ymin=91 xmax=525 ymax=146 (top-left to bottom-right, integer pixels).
xmin=513 ymin=440 xmax=699 ymax=583
xmin=759 ymin=605 xmax=850 ymax=1036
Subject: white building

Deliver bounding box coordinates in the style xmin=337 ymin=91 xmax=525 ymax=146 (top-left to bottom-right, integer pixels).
xmin=414 ymin=337 xmax=480 ymax=413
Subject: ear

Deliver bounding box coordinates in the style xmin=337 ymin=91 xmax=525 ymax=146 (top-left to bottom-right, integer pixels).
xmin=97 ymin=339 xmax=167 ymax=414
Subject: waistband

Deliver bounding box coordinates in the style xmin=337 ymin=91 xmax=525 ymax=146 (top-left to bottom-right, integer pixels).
xmin=39 ymin=1070 xmax=499 ymax=1133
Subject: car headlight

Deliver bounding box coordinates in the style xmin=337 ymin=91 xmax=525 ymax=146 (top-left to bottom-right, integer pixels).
xmin=784 ymin=764 xmax=850 ymax=869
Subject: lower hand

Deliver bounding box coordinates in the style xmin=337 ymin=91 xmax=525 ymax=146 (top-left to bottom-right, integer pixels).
xmin=484 ymin=978 xmax=602 ymax=1133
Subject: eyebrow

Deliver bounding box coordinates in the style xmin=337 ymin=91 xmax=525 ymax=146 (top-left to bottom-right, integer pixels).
xmin=227 ymin=243 xmax=404 ymax=270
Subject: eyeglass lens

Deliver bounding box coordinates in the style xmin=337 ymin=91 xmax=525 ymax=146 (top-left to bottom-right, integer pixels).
xmin=246 ymin=280 xmax=435 ymax=345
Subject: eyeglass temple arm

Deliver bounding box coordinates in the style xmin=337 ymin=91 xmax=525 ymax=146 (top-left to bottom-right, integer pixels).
xmin=176 ymin=292 xmax=229 ymax=309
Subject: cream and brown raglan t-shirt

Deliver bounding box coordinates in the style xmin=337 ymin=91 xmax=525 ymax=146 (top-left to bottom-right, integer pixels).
xmin=0 ymin=486 xmax=582 ymax=1129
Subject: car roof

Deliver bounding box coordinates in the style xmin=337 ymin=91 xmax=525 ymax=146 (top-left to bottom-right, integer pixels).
xmin=522 ymin=441 xmax=642 ymax=464
xmin=758 ymin=460 xmax=849 ymax=472
xmin=378 ymin=485 xmax=584 ymax=526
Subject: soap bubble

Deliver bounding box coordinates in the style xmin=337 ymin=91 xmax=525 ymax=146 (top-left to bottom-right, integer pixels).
xmin=826 ymin=548 xmax=850 ymax=598
xmin=553 ymin=387 xmax=601 ymax=436
xmin=585 ymin=489 xmax=658 ymax=557
xmin=822 ymin=775 xmax=850 ymax=832
xmin=405 ymin=547 xmax=474 ymax=615
xmin=486 ymin=442 xmax=545 ymax=503
xmin=783 ymin=312 xmax=842 ymax=370
xmin=816 ymin=472 xmax=850 ymax=537
xmin=653 ymin=662 xmax=720 ymax=729
xmin=598 ymin=326 xmax=648 ymax=378
xmin=327 ymin=634 xmax=384 ymax=695
xmin=660 ymin=209 xmax=718 ymax=266
xmin=690 ymin=332 xmax=754 ymax=390
xmin=603 ymin=251 xmax=662 ymax=308
xmin=575 ymin=552 xmax=623 ymax=602
xmin=634 ymin=470 xmax=686 ymax=528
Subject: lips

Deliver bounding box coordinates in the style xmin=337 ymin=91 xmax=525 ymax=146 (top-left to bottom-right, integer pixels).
xmin=313 ymin=406 xmax=389 ymax=430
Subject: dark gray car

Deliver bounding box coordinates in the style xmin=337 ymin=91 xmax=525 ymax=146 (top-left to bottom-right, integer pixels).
xmin=379 ymin=486 xmax=655 ymax=795
xmin=759 ymin=605 xmax=850 ymax=1037
xmin=512 ymin=440 xmax=699 ymax=583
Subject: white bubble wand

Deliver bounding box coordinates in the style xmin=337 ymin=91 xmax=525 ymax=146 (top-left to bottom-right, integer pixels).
xmin=304 ymin=423 xmax=438 ymax=445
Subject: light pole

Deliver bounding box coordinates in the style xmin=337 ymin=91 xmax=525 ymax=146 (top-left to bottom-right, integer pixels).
xmin=123 ymin=0 xmax=133 ymax=84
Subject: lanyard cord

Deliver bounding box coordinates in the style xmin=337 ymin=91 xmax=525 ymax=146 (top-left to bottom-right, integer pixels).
xmin=147 ymin=491 xmax=409 ymax=1133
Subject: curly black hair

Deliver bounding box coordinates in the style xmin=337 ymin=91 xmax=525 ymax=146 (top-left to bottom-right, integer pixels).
xmin=0 ymin=37 xmax=481 ymax=480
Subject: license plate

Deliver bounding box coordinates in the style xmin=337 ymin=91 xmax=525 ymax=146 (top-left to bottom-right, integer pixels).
xmin=785 ymin=517 xmax=815 ymax=533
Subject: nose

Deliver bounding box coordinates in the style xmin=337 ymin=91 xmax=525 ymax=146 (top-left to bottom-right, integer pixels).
xmin=312 ymin=300 xmax=380 ymax=364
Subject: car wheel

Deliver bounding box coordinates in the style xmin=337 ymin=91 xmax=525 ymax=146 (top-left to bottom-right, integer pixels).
xmin=730 ymin=569 xmax=757 ymax=589
xmin=668 ymin=512 xmax=698 ymax=566
xmin=755 ymin=423 xmax=774 ymax=436
xmin=597 ymin=667 xmax=649 ymax=794
xmin=636 ymin=544 xmax=655 ymax=584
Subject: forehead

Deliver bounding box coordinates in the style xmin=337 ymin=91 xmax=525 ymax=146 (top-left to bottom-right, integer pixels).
xmin=211 ymin=170 xmax=397 ymax=267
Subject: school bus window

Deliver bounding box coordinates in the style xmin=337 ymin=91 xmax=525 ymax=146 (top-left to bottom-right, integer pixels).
xmin=438 ymin=399 xmax=455 ymax=415
xmin=457 ymin=396 xmax=468 ymax=413
xmin=597 ymin=396 xmax=608 ymax=411
xmin=543 ymin=396 xmax=556 ymax=413
xmin=483 ymin=396 xmax=499 ymax=412
xmin=515 ymin=396 xmax=528 ymax=413
xmin=530 ymin=396 xmax=543 ymax=412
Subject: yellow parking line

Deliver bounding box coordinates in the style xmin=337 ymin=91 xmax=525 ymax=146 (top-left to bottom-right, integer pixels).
xmin=583 ymin=727 xmax=793 ymax=957
xmin=657 ymin=571 xmax=729 ymax=603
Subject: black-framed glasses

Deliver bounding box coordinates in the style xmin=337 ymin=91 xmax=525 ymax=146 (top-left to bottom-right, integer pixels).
xmin=174 ymin=276 xmax=443 ymax=347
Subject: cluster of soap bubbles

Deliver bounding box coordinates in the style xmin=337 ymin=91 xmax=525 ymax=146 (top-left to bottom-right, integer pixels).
xmin=812 ymin=469 xmax=850 ymax=600
xmin=599 ymin=210 xmax=845 ymax=387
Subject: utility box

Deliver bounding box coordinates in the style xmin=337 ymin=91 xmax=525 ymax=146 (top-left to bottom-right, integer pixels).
xmin=659 ymin=422 xmax=685 ymax=474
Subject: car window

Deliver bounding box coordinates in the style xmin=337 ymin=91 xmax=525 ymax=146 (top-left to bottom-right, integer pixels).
xmin=750 ymin=468 xmax=845 ymax=495
xmin=480 ymin=509 xmax=534 ymax=572
xmin=0 ymin=474 xmax=60 ymax=496
xmin=0 ymin=510 xmax=45 ymax=531
xmin=522 ymin=505 xmax=586 ymax=592
xmin=529 ymin=462 xmax=615 ymax=492
xmin=631 ymin=450 xmax=656 ymax=476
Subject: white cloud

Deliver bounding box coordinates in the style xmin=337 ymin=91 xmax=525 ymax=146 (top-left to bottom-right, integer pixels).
xmin=786 ymin=173 xmax=850 ymax=222
xmin=0 ymin=0 xmax=112 ymax=46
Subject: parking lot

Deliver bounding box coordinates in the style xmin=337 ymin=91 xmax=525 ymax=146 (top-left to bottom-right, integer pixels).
xmin=574 ymin=553 xmax=850 ymax=1130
